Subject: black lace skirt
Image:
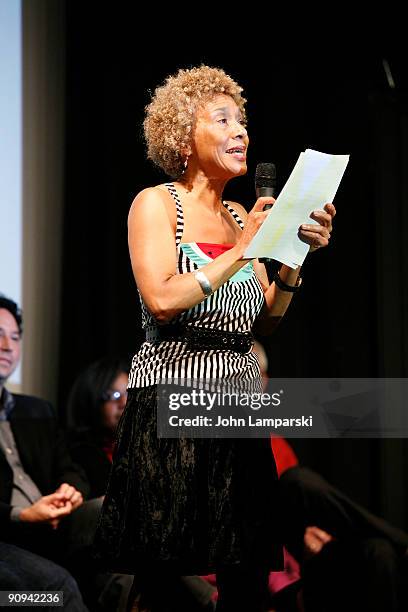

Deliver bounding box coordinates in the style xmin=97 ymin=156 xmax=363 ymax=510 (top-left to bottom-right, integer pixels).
xmin=93 ymin=386 xmax=283 ymax=575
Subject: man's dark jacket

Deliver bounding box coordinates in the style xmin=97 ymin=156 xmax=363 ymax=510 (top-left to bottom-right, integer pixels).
xmin=0 ymin=393 xmax=90 ymax=534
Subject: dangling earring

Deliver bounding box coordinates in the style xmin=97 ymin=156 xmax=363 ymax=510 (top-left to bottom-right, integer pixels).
xmin=182 ymin=155 xmax=189 ymax=175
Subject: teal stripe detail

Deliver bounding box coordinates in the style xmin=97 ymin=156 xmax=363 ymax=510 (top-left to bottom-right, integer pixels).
xmin=180 ymin=243 xmax=211 ymax=265
xmin=180 ymin=243 xmax=254 ymax=283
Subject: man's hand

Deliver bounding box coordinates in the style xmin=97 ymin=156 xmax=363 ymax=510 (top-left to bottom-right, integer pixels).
xmin=19 ymin=493 xmax=73 ymax=529
xmin=54 ymin=482 xmax=83 ymax=511
xmin=18 ymin=484 xmax=83 ymax=529
xmin=304 ymin=525 xmax=333 ymax=559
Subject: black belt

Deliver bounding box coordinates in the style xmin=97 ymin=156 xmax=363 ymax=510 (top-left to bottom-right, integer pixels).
xmin=145 ymin=324 xmax=254 ymax=354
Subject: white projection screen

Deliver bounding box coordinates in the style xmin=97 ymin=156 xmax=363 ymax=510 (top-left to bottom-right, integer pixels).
xmin=0 ymin=0 xmax=22 ymax=385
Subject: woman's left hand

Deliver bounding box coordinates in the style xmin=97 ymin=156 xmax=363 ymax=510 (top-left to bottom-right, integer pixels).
xmin=299 ymin=203 xmax=336 ymax=252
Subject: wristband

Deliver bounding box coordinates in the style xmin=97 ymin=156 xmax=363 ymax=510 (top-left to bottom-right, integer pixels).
xmin=194 ymin=270 xmax=213 ymax=297
xmin=273 ymin=269 xmax=302 ymax=292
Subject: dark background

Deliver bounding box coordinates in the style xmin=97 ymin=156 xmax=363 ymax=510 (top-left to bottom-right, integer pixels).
xmin=58 ymin=5 xmax=408 ymax=529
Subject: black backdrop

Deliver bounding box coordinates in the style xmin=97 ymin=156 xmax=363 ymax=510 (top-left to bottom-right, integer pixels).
xmin=58 ymin=5 xmax=408 ymax=529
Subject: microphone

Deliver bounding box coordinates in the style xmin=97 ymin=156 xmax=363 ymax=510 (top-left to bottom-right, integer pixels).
xmin=255 ymin=162 xmax=276 ymax=264
xmin=255 ymin=162 xmax=276 ymax=208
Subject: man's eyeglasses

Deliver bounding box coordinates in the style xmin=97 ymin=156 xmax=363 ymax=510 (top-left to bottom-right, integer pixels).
xmin=101 ymin=390 xmax=128 ymax=402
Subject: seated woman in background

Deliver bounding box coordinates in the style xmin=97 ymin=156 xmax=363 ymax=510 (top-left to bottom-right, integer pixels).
xmin=66 ymin=357 xmax=216 ymax=611
xmin=66 ymin=357 xmax=129 ymax=498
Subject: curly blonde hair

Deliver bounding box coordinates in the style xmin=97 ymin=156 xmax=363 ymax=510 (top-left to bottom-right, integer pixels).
xmin=143 ymin=65 xmax=247 ymax=178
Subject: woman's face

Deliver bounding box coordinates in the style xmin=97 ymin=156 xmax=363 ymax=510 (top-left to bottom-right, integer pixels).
xmin=190 ymin=94 xmax=249 ymax=179
xmin=100 ymin=372 xmax=128 ymax=432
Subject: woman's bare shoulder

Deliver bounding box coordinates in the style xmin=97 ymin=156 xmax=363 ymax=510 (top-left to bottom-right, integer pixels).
xmin=130 ymin=185 xmax=167 ymax=207
xmin=225 ymin=200 xmax=248 ymax=220
xmin=128 ymin=185 xmax=176 ymax=222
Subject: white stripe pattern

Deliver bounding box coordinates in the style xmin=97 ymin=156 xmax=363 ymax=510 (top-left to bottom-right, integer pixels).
xmin=128 ymin=183 xmax=265 ymax=388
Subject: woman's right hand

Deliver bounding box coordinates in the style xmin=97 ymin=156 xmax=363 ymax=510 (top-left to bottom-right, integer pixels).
xmin=235 ymin=197 xmax=275 ymax=257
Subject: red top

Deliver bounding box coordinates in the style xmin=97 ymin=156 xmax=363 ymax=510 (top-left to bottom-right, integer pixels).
xmin=196 ymin=242 xmax=234 ymax=259
xmin=271 ymin=436 xmax=299 ymax=477
xmin=101 ymin=438 xmax=115 ymax=463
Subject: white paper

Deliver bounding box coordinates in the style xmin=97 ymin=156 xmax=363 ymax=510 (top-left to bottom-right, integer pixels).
xmin=244 ymin=149 xmax=350 ymax=268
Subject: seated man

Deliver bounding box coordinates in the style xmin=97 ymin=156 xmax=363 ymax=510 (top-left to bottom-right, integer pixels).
xmin=255 ymin=340 xmax=408 ymax=612
xmin=0 ymin=294 xmax=124 ymax=610
xmin=277 ymin=454 xmax=408 ymax=612
xmin=0 ymin=294 xmax=90 ymax=554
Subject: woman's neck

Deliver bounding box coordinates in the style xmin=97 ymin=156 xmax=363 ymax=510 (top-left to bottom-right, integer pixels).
xmin=177 ymin=171 xmax=227 ymax=214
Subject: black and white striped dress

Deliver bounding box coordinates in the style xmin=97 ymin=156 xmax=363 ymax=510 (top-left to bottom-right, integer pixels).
xmin=94 ymin=183 xmax=282 ymax=576
xmin=128 ymin=182 xmax=265 ymax=389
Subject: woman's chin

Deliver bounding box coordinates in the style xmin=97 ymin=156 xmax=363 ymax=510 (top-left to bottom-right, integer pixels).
xmin=232 ymin=163 xmax=247 ymax=177
xmin=226 ymin=160 xmax=248 ymax=177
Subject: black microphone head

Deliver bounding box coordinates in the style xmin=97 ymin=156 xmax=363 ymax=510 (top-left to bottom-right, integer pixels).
xmin=255 ymin=162 xmax=276 ymax=190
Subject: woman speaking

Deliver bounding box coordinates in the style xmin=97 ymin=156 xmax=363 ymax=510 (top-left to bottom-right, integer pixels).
xmin=94 ymin=65 xmax=335 ymax=612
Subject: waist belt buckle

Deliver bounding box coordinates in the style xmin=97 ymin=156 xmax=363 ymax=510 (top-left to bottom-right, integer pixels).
xmin=234 ymin=332 xmax=253 ymax=353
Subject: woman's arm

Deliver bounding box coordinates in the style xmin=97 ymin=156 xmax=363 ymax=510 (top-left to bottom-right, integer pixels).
xmin=252 ymin=261 xmax=302 ymax=335
xmin=128 ymin=188 xmax=274 ymax=324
